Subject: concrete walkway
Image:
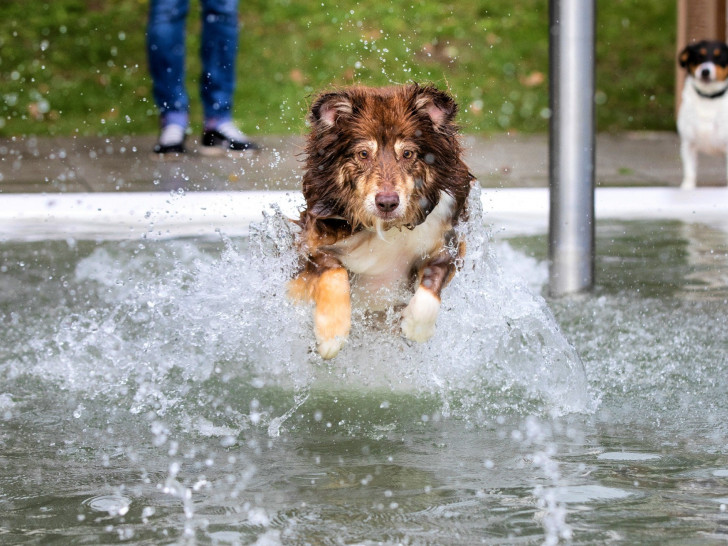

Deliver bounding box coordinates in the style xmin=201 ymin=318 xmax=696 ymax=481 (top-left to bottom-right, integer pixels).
xmin=3 ymin=131 xmax=728 ymax=241
xmin=1 ymin=131 xmax=727 ymax=193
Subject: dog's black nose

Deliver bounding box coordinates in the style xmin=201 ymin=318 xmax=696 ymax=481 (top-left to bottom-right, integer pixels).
xmin=375 ymin=192 xmax=400 ymax=213
xmin=701 ymin=68 xmax=711 ymax=79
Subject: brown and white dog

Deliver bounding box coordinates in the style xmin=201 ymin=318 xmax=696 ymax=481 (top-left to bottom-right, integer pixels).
xmin=289 ymin=84 xmax=474 ymax=359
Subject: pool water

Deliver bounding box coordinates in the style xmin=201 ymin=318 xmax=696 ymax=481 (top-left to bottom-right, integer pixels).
xmin=1 ymin=206 xmax=727 ymax=544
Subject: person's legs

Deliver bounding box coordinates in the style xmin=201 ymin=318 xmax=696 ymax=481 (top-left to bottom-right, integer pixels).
xmin=198 ymin=0 xmax=258 ymax=154
xmin=199 ymin=0 xmax=239 ymax=127
xmin=147 ymin=0 xmax=190 ymax=129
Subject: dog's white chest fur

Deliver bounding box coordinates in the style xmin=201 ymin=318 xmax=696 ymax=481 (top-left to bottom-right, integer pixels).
xmin=330 ymin=192 xmax=455 ymax=304
xmin=678 ymin=80 xmax=728 ymax=154
xmin=677 ymin=78 xmax=728 ymax=189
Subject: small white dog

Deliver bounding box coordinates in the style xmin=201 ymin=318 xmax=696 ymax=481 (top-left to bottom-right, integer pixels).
xmin=677 ymin=40 xmax=728 ymax=189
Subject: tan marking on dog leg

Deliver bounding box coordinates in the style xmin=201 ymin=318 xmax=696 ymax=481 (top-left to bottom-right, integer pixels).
xmin=313 ymin=268 xmax=351 ymax=359
xmin=401 ymin=286 xmax=440 ymax=342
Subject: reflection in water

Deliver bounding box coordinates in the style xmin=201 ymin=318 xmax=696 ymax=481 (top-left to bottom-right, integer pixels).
xmin=680 ymin=222 xmax=728 ymax=296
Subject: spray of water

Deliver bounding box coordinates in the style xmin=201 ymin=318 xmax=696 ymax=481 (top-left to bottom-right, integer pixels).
xmin=12 ymin=186 xmax=591 ymax=432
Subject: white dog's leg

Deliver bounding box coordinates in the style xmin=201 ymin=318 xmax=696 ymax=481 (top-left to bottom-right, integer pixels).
xmin=680 ymin=139 xmax=697 ymax=190
xmin=401 ymin=287 xmax=440 ymax=342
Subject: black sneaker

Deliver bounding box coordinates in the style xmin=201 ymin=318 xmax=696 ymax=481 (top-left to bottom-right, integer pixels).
xmin=200 ymin=121 xmax=259 ymax=156
xmin=153 ymin=124 xmax=186 ymax=156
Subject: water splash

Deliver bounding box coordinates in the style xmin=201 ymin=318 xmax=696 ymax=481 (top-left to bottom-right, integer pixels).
xmin=12 ymin=187 xmax=591 ymax=425
xmin=265 ymin=186 xmax=592 ymax=417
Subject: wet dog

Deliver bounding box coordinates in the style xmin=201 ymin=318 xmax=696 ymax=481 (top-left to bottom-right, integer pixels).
xmin=677 ymin=40 xmax=728 ymax=189
xmin=289 ymin=84 xmax=474 ymax=359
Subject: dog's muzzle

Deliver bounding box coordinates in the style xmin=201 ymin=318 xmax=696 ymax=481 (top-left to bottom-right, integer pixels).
xmin=375 ymin=191 xmax=400 ymax=213
xmin=697 ymin=62 xmax=716 ymax=83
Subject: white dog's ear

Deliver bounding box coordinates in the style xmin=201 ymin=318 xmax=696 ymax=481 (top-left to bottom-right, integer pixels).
xmin=309 ymin=92 xmax=353 ymax=128
xmin=413 ymin=85 xmax=458 ymax=129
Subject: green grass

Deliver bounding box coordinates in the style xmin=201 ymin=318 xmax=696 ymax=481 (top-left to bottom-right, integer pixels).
xmin=0 ymin=0 xmax=676 ymax=138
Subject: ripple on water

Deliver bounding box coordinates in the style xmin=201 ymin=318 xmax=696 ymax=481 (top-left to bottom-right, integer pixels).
xmin=549 ymin=485 xmax=634 ymax=504
xmin=82 ymin=494 xmax=131 ymax=516
xmin=597 ymin=452 xmax=661 ymax=462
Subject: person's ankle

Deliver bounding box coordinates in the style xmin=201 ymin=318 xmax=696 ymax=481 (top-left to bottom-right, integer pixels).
xmin=162 ymin=111 xmax=189 ymax=130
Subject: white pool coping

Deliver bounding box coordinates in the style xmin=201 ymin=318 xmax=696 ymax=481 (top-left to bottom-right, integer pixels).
xmin=0 ymin=188 xmax=726 ymax=241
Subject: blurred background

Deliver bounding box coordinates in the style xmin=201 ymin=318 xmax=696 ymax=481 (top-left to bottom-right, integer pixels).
xmin=0 ymin=0 xmax=675 ymax=138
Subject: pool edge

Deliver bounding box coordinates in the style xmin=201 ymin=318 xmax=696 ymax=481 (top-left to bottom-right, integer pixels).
xmin=0 ymin=188 xmax=726 ymax=241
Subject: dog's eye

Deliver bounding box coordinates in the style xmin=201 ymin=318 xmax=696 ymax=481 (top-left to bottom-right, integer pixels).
xmin=358 ymin=150 xmax=369 ymax=160
xmin=402 ymin=150 xmax=414 ymax=160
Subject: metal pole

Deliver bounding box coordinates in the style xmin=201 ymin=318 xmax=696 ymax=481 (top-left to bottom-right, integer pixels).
xmin=548 ymin=0 xmax=596 ymax=296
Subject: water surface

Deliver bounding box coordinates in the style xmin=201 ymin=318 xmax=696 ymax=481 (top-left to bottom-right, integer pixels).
xmin=1 ymin=214 xmax=727 ymax=544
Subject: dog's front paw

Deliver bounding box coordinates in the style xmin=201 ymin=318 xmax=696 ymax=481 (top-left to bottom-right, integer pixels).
xmin=401 ymin=287 xmax=440 ymax=342
xmin=680 ymin=177 xmax=696 ymax=190
xmin=314 ymin=309 xmax=350 ymax=360
xmin=317 ymin=336 xmax=347 ymax=360
xmin=313 ymin=268 xmax=351 ymax=360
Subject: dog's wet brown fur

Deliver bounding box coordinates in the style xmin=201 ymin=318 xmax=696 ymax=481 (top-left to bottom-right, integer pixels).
xmin=290 ymin=83 xmax=474 ymax=359
xmin=302 ymin=84 xmax=471 ymax=228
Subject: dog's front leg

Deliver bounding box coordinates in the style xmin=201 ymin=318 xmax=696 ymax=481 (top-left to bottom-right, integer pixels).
xmin=401 ymin=283 xmax=441 ymax=342
xmin=290 ymin=251 xmax=351 ymax=359
xmin=680 ymin=139 xmax=697 ymax=189
xmin=312 ymin=265 xmax=351 ymax=359
xmin=402 ymin=240 xmax=463 ymax=343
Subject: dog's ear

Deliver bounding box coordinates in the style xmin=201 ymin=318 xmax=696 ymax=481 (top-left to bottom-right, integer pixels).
xmin=679 ymin=45 xmax=693 ymax=68
xmin=413 ymin=85 xmax=458 ymax=129
xmin=309 ymin=92 xmax=353 ymax=128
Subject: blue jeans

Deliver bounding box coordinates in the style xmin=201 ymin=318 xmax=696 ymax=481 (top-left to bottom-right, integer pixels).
xmin=146 ymin=0 xmax=239 ymax=127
